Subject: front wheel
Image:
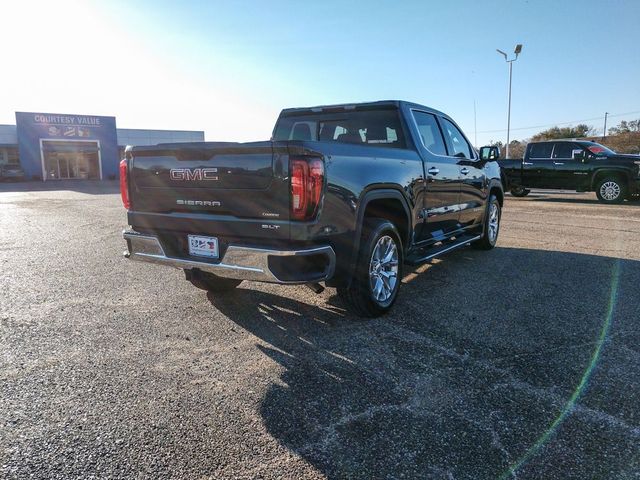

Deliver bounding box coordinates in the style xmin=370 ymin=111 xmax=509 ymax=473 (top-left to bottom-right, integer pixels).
xmin=185 ymin=269 xmax=242 ymax=292
xmin=510 ymin=186 xmax=530 ymax=197
xmin=338 ymin=218 xmax=403 ymax=318
xmin=596 ymin=177 xmax=626 ymax=204
xmin=473 ymin=194 xmax=501 ymax=250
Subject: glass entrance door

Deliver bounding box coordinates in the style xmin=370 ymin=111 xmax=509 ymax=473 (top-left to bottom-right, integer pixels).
xmin=41 ymin=141 xmax=101 ymax=180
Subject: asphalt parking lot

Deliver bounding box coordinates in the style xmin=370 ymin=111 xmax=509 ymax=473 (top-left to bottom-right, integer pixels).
xmin=1 ymin=181 xmax=639 ymax=479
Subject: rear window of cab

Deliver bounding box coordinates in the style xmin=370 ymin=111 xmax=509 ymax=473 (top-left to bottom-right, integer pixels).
xmin=273 ymin=109 xmax=407 ymax=149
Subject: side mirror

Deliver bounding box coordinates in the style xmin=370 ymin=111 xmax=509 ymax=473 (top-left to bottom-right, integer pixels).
xmin=480 ymin=146 xmax=500 ymax=161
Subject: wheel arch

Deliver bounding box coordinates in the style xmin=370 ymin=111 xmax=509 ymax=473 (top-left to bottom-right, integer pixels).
xmin=590 ymin=168 xmax=631 ymax=190
xmin=488 ymin=178 xmax=505 ymax=206
xmin=346 ymin=188 xmax=412 ymax=285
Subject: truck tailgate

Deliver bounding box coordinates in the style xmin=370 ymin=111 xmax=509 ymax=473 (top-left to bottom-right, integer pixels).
xmin=128 ymin=141 xmax=289 ymax=221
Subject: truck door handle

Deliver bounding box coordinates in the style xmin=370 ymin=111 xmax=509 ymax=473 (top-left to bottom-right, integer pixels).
xmin=553 ymin=162 xmax=565 ymax=165
xmin=523 ymin=162 xmax=534 ymax=166
xmin=427 ymin=167 xmax=440 ymax=175
xmin=460 ymin=167 xmax=470 ymax=175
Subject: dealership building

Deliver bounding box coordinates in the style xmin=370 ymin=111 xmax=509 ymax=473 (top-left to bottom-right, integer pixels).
xmin=0 ymin=112 xmax=204 ymax=180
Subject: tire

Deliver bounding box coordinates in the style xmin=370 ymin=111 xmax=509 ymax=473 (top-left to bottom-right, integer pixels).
xmin=595 ymin=177 xmax=627 ymax=204
xmin=473 ymin=194 xmax=501 ymax=250
xmin=184 ymin=269 xmax=242 ymax=292
xmin=510 ymin=186 xmax=530 ymax=197
xmin=338 ymin=218 xmax=403 ymax=318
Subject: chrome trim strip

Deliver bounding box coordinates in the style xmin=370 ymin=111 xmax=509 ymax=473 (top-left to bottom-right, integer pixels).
xmin=123 ymin=230 xmax=336 ymax=284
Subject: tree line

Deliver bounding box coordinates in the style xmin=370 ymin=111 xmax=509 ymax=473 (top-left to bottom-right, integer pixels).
xmin=488 ymin=119 xmax=640 ymax=158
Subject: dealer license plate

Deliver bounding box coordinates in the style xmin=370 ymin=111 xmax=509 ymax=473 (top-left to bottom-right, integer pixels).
xmin=188 ymin=235 xmax=219 ymax=258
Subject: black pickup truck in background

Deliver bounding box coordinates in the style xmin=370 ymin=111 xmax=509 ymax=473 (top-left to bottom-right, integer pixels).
xmin=498 ymin=140 xmax=640 ymax=203
xmin=121 ymin=100 xmax=504 ymax=317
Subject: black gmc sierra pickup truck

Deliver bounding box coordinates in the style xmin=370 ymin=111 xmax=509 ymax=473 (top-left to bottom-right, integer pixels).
xmin=498 ymin=139 xmax=640 ymax=203
xmin=121 ymin=101 xmax=503 ymax=316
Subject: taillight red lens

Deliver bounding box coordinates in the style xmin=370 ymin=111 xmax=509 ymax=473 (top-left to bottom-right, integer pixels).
xmin=119 ymin=159 xmax=130 ymax=209
xmin=291 ymin=160 xmax=307 ymax=219
xmin=290 ymin=158 xmax=324 ymax=221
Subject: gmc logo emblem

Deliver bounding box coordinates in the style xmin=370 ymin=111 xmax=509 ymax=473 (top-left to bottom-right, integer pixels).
xmin=169 ymin=168 xmax=218 ymax=181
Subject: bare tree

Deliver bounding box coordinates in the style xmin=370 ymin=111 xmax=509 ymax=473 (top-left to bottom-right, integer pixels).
xmin=608 ymin=119 xmax=640 ymax=135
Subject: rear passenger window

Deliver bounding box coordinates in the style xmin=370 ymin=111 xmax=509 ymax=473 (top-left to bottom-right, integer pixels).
xmin=529 ymin=143 xmax=553 ymax=159
xmin=412 ymin=111 xmax=446 ymax=155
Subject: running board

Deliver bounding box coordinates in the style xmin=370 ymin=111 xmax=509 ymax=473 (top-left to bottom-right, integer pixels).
xmin=405 ymin=234 xmax=481 ymax=266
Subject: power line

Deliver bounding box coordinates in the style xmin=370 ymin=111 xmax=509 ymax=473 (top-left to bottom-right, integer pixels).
xmin=477 ymin=110 xmax=640 ymax=134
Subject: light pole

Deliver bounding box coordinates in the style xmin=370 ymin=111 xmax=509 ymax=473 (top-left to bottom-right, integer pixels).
xmin=497 ymin=44 xmax=523 ymax=158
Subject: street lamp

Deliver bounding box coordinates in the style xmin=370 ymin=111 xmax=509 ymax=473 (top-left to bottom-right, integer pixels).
xmin=496 ymin=43 xmax=523 ymax=158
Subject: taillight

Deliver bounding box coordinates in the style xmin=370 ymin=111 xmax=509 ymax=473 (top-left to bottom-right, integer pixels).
xmin=290 ymin=157 xmax=324 ymax=221
xmin=119 ymin=158 xmax=131 ymax=209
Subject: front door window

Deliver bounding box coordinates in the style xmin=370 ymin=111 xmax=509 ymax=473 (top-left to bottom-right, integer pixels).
xmin=552 ymin=142 xmax=582 ymax=159
xmin=440 ymin=118 xmax=473 ymax=159
xmin=551 ymin=142 xmax=588 ymax=189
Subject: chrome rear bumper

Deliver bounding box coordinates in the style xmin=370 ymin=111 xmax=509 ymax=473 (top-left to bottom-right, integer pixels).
xmin=123 ymin=230 xmax=335 ymax=284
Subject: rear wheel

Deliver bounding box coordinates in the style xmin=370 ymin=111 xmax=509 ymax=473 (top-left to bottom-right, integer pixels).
xmin=185 ymin=269 xmax=242 ymax=292
xmin=596 ymin=177 xmax=626 ymax=204
xmin=473 ymin=194 xmax=501 ymax=250
xmin=510 ymin=186 xmax=530 ymax=197
xmin=338 ymin=218 xmax=403 ymax=318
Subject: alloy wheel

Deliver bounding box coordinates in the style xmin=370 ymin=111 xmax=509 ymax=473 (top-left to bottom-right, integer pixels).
xmin=488 ymin=202 xmax=500 ymax=244
xmin=600 ymin=181 xmax=621 ymax=201
xmin=369 ymin=235 xmax=399 ymax=303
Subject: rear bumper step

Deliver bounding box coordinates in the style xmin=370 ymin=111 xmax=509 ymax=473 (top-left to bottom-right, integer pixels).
xmin=123 ymin=230 xmax=335 ymax=284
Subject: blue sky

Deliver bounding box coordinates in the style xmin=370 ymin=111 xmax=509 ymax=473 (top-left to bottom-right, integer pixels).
xmin=2 ymin=0 xmax=639 ymax=146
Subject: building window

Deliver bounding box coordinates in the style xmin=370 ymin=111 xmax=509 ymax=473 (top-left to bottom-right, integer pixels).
xmin=0 ymin=147 xmax=19 ymax=165
xmin=7 ymin=147 xmax=20 ymax=165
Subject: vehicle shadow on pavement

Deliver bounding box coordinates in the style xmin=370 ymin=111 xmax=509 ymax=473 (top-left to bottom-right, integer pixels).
xmin=207 ymin=247 xmax=640 ymax=479
xmin=0 ymin=180 xmax=119 ymax=195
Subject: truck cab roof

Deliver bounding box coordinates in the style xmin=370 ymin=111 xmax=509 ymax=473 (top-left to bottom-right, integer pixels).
xmin=528 ymin=139 xmax=617 ymax=148
xmin=279 ymin=100 xmax=449 ymax=120
xmin=529 ymin=139 xmax=591 ymax=144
